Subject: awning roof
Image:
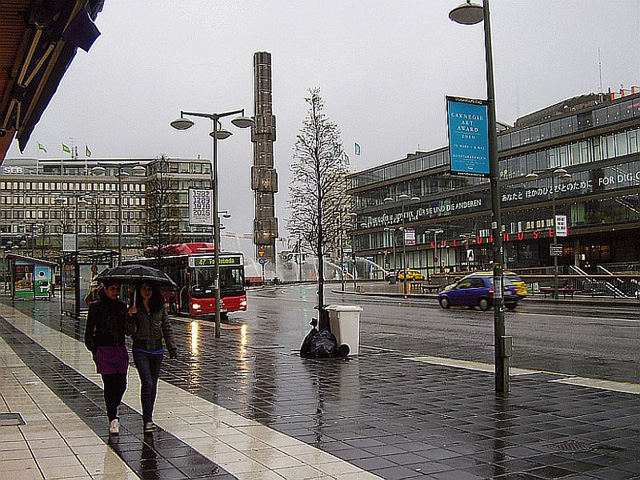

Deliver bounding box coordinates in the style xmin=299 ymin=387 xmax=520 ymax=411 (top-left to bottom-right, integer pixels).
xmin=0 ymin=0 xmax=104 ymax=163
xmin=7 ymin=252 xmax=58 ymax=267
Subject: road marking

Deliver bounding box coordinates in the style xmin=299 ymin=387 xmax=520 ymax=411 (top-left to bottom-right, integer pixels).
xmin=516 ymin=312 xmax=640 ymax=323
xmin=408 ymin=355 xmax=540 ymax=376
xmin=550 ymin=376 xmax=640 ymax=395
xmin=407 ymin=355 xmax=640 ymax=394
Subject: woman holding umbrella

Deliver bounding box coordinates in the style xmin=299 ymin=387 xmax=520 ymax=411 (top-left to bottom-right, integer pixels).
xmin=84 ymin=281 xmax=129 ymax=435
xmin=127 ymin=281 xmax=177 ymax=433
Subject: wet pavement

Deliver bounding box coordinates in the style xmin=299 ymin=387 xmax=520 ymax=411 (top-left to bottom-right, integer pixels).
xmin=1 ymin=294 xmax=639 ymax=479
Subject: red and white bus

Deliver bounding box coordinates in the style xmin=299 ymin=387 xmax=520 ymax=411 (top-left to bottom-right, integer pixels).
xmin=130 ymin=243 xmax=247 ymax=318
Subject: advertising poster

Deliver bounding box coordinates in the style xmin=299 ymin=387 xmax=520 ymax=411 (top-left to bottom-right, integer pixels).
xmin=447 ymin=96 xmax=490 ymax=177
xmin=34 ymin=266 xmax=52 ymax=299
xmin=189 ymin=188 xmax=214 ymax=226
xmin=13 ymin=261 xmax=34 ymax=300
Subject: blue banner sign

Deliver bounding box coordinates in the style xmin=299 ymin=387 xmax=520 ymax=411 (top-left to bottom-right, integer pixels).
xmin=447 ymin=96 xmax=490 ymax=177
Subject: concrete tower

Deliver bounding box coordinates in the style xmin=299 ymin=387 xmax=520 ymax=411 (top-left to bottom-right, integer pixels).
xmin=251 ymin=52 xmax=278 ymax=274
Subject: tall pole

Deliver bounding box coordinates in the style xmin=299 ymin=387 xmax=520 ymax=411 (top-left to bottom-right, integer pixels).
xmin=482 ymin=0 xmax=508 ymax=394
xmin=118 ymin=172 xmax=123 ymax=265
xmin=171 ymin=109 xmax=252 ymax=339
xmin=212 ymin=117 xmax=222 ymax=338
xmin=392 ymin=230 xmax=396 ymax=271
xmin=551 ymin=174 xmax=558 ymax=299
xmin=340 ymin=216 xmax=345 ymax=291
xmin=401 ymin=201 xmax=408 ymax=296
xmin=352 ymin=231 xmax=357 ymax=292
xmin=434 ymin=230 xmax=439 ymax=275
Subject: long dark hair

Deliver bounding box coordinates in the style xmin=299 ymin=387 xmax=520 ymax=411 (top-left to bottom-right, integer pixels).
xmin=135 ymin=281 xmax=165 ymax=313
xmin=97 ymin=281 xmax=118 ymax=301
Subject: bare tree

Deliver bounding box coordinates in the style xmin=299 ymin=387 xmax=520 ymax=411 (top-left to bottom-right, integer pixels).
xmin=85 ymin=198 xmax=108 ymax=250
xmin=145 ymin=155 xmax=182 ymax=265
xmin=287 ymin=88 xmax=347 ymax=323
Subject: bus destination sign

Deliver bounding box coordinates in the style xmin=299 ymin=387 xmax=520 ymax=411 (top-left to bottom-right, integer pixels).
xmin=189 ymin=256 xmax=242 ymax=267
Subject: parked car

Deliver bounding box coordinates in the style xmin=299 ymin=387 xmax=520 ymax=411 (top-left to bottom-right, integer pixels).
xmin=438 ymin=272 xmax=519 ymax=311
xmin=397 ymin=269 xmax=424 ymax=281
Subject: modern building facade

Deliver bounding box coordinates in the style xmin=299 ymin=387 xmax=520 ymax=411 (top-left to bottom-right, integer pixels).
xmin=347 ymin=89 xmax=640 ymax=279
xmin=0 ymin=156 xmax=214 ymax=262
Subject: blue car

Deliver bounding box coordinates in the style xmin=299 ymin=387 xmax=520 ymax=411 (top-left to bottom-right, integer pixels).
xmin=438 ymin=272 xmax=519 ymax=311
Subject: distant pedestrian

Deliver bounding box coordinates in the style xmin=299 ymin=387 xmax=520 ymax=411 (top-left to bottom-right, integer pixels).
xmin=84 ymin=281 xmax=129 ymax=435
xmin=127 ymin=282 xmax=177 ymax=433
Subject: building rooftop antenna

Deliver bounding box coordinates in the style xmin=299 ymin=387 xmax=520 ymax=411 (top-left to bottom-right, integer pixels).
xmin=598 ymin=47 xmax=603 ymax=94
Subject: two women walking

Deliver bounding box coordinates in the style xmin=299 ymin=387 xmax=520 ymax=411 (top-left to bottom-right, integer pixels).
xmin=84 ymin=280 xmax=176 ymax=435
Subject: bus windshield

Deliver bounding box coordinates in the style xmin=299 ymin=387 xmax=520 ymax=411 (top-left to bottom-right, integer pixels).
xmin=190 ymin=266 xmax=245 ymax=298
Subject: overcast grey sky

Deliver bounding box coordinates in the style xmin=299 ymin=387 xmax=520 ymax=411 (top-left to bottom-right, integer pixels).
xmin=7 ymin=0 xmax=640 ymax=239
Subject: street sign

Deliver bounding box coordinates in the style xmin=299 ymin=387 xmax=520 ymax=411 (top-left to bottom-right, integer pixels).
xmin=555 ymin=215 xmax=568 ymax=237
xmin=258 ymin=250 xmax=266 ymax=257
xmin=404 ymin=227 xmax=415 ymax=246
xmin=550 ymin=243 xmax=563 ymax=256
xmin=258 ymin=258 xmax=268 ymax=265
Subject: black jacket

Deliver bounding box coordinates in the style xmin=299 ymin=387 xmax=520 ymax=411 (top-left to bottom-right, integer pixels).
xmin=84 ymin=298 xmax=128 ymax=353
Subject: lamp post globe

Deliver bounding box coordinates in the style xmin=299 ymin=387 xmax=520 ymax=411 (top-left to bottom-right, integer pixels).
xmin=449 ymin=1 xmax=483 ymax=25
xmin=170 ymin=117 xmax=194 ymax=130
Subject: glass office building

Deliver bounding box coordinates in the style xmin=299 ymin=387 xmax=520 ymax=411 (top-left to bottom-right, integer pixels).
xmin=347 ymin=90 xmax=640 ymax=277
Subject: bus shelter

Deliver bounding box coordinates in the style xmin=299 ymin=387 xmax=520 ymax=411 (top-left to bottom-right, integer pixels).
xmin=61 ymin=250 xmax=115 ymax=317
xmin=6 ymin=254 xmax=57 ymax=301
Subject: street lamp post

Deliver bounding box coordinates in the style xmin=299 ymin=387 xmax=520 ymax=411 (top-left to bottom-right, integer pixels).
xmin=171 ymin=109 xmax=253 ymax=338
xmin=525 ymin=168 xmax=572 ymax=299
xmin=384 ymin=194 xmax=419 ymax=296
xmin=91 ymin=163 xmax=146 ymax=265
xmin=450 ymin=0 xmax=509 ymax=393
xmin=384 ymin=227 xmax=397 ymax=272
xmin=428 ymin=229 xmax=444 ymax=279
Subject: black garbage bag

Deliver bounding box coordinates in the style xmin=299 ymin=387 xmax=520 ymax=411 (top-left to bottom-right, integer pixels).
xmin=300 ymin=324 xmax=318 ymax=358
xmin=309 ymin=329 xmax=337 ymax=358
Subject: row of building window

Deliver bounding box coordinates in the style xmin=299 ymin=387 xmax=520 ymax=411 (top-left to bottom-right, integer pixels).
xmin=501 ymin=127 xmax=640 ymax=180
xmin=498 ymin=96 xmax=640 ymax=151
xmin=0 ymin=181 xmax=145 ymax=192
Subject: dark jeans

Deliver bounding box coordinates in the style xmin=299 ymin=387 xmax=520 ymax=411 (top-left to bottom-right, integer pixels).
xmin=102 ymin=373 xmax=127 ymax=421
xmin=133 ymin=351 xmax=163 ymax=423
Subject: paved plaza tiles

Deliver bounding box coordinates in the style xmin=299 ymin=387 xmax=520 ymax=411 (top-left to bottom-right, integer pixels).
xmin=0 ymin=297 xmax=639 ymax=479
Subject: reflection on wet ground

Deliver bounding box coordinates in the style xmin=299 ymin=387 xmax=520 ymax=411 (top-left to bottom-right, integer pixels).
xmin=2 ymin=296 xmax=640 ymax=479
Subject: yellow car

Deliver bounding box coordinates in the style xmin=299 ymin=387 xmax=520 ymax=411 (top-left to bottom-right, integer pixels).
xmin=505 ymin=272 xmax=528 ymax=298
xmin=397 ymin=269 xmax=424 ymax=281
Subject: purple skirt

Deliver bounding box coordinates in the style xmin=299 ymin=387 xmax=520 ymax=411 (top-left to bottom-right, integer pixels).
xmin=94 ymin=345 xmax=129 ymax=375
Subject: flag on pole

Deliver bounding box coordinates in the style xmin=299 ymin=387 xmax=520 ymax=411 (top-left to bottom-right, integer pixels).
xmin=62 ymin=143 xmax=71 ymax=153
xmin=85 ymin=145 xmax=92 ymax=157
xmin=37 ymin=142 xmax=47 ymax=152
xmin=354 ymin=142 xmax=361 ymax=155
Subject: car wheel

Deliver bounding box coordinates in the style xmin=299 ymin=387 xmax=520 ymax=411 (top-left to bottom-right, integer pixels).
xmin=439 ymin=297 xmax=450 ymax=309
xmin=506 ymin=303 xmax=517 ymax=311
xmin=478 ymin=298 xmax=490 ymax=311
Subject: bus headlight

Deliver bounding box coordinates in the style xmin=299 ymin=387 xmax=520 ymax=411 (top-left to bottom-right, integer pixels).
xmin=240 ymin=300 xmax=247 ymax=309
xmin=192 ymin=303 xmax=202 ymax=310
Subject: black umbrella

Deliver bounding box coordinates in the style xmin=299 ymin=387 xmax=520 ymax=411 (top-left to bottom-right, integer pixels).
xmin=95 ymin=264 xmax=177 ymax=289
